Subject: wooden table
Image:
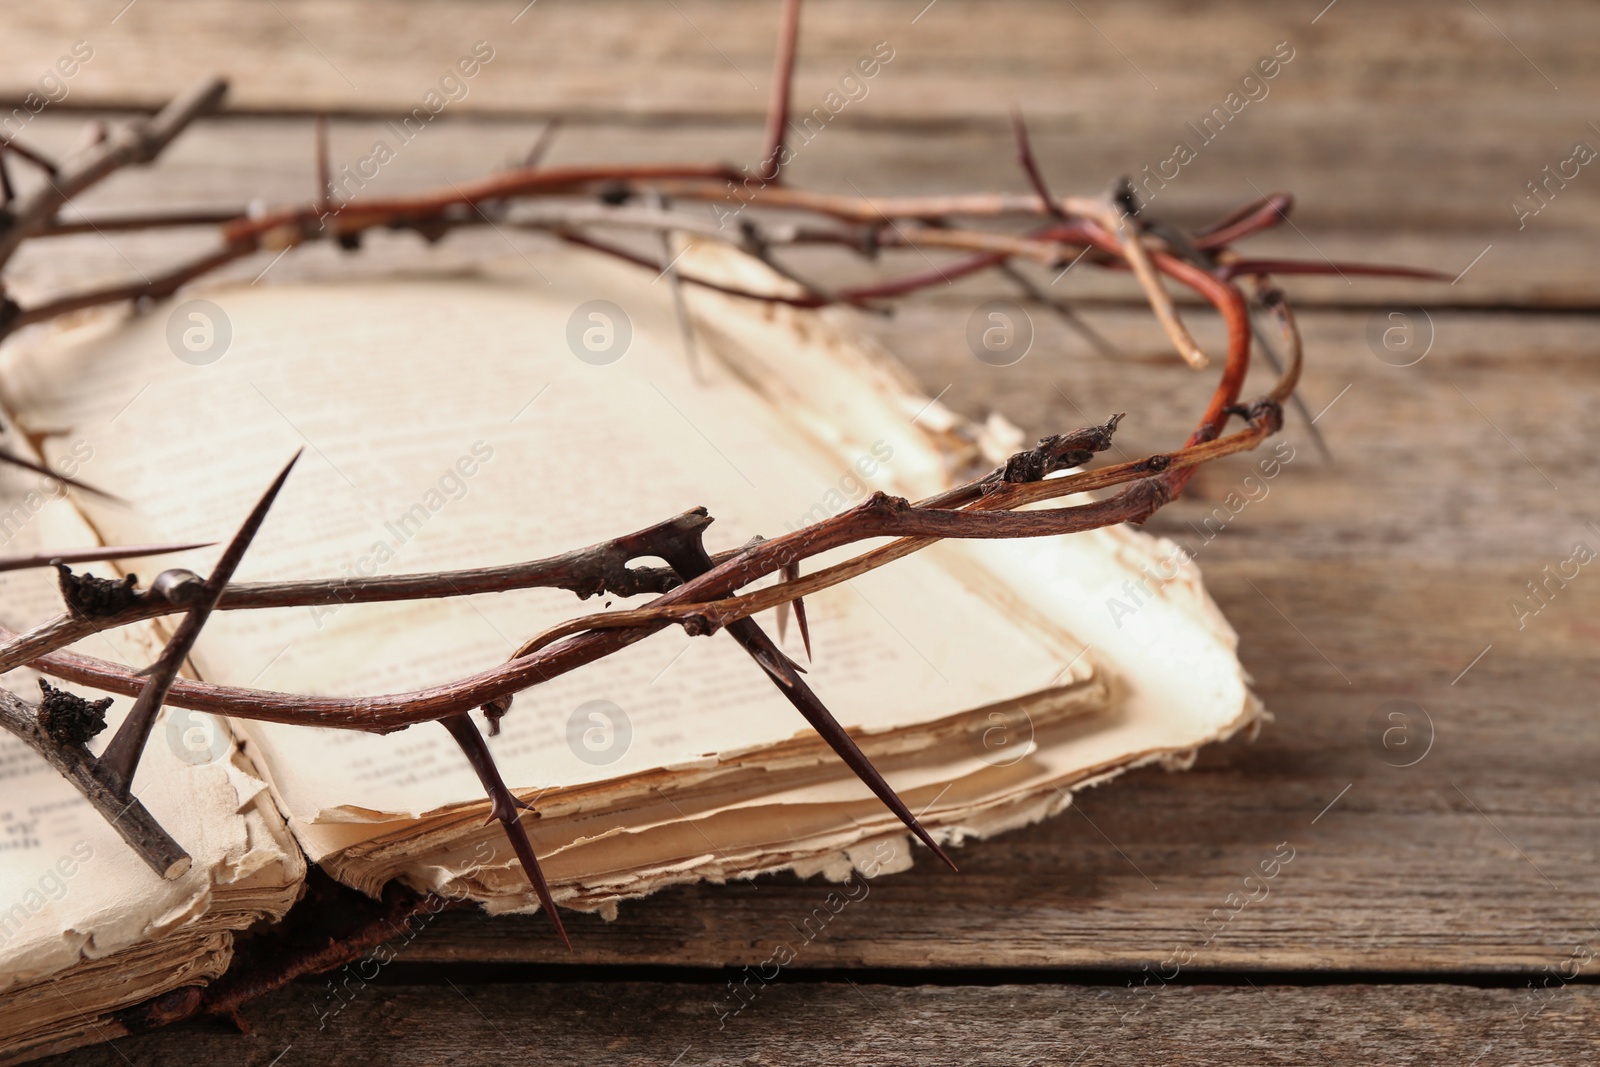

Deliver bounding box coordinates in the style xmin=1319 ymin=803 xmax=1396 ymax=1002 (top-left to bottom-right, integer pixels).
xmin=9 ymin=1 xmax=1597 ymax=1062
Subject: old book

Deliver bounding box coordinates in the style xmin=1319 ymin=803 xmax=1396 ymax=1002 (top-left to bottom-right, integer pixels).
xmin=0 ymin=241 xmax=1259 ymax=1059
xmin=0 ymin=461 xmax=304 ymax=1063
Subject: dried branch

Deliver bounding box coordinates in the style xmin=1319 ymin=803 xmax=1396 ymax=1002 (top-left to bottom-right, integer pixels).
xmin=16 ymin=242 xmax=258 ymax=332
xmin=0 ymin=512 xmax=714 ymax=677
xmin=1091 ymin=194 xmax=1208 ymax=369
xmin=34 ymin=208 xmax=247 ymax=237
xmin=11 ymin=441 xmax=1246 ymax=729
xmin=0 ymin=77 xmax=228 ymax=268
xmin=0 ymin=686 xmax=190 ymax=878
xmin=0 ymin=0 xmax=1446 ymax=930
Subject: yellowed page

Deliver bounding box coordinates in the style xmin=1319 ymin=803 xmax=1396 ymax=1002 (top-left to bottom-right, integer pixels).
xmin=0 ymin=249 xmax=1096 ymax=853
xmin=1 ymin=241 xmax=1260 ymax=924
xmin=0 ymin=450 xmax=303 ymax=1009
xmin=0 ymin=931 xmax=229 ymax=1067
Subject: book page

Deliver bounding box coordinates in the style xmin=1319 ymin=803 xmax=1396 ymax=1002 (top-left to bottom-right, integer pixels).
xmin=357 ymin=249 xmax=1265 ymax=915
xmin=0 ymin=248 xmax=1098 ymax=838
xmin=0 ymin=448 xmax=302 ymax=996
xmin=0 ymin=931 xmax=229 ymax=1065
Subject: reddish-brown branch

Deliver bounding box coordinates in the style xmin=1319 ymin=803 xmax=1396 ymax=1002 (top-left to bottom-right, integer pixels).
xmin=760 ymin=0 xmax=804 ymax=183
xmin=16 ymin=474 xmax=1201 ymax=728
xmin=222 ymin=163 xmax=742 ymax=247
xmin=13 ymin=242 xmax=257 ymax=331
xmin=0 ymin=54 xmax=1443 ymax=902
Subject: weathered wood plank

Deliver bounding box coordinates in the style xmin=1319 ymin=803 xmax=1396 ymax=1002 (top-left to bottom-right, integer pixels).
xmin=4 ymin=0 xmax=1597 ymax=307
xmin=4 ymin=0 xmax=1595 ymax=129
xmin=40 ymin=979 xmax=1600 ymax=1065
xmin=8 ymin=0 xmax=1596 ymax=280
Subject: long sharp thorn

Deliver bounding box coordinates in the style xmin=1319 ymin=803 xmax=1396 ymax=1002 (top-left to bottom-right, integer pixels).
xmin=1221 ymin=258 xmax=1452 ymax=282
xmin=651 ymin=192 xmax=702 ymax=381
xmin=1248 ymin=314 xmax=1331 ymax=463
xmin=0 ymin=135 xmax=58 ymax=176
xmin=1193 ymin=194 xmax=1278 ymax=238
xmin=0 ymin=541 xmax=216 ymax=574
xmin=1010 ymin=107 xmax=1065 ymax=220
xmin=97 ymin=451 xmax=301 ymax=793
xmin=522 ymin=118 xmax=562 ymax=169
xmin=752 ymin=645 xmax=796 ymax=688
xmin=784 ymin=561 xmax=812 ymax=661
xmin=733 ymin=617 xmax=954 ymax=869
xmin=440 ymin=714 xmax=570 ymax=950
xmin=752 ymin=643 xmax=807 ymax=686
xmin=314 ymin=115 xmax=332 ymax=208
xmin=1192 ymin=193 xmax=1294 ymax=246
xmin=996 ymin=261 xmax=1122 ymax=359
xmin=793 ymin=596 xmax=811 ymax=661
xmin=0 ymin=445 xmax=127 ymax=503
xmin=661 ymin=542 xmax=955 ymax=871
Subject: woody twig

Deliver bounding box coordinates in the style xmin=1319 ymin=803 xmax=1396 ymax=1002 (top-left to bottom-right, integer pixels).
xmin=0 ymin=2 xmax=1445 ymax=940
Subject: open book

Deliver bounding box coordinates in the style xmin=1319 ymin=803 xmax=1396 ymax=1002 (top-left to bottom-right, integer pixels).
xmin=0 ymin=484 xmax=303 ymax=1060
xmin=0 ymin=241 xmax=1260 ymax=1061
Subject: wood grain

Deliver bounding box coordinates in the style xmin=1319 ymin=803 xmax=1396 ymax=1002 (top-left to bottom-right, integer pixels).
xmin=5 ymin=1 xmax=1596 ymax=1062
xmin=43 ymin=979 xmax=1600 ymax=1065
xmin=2 ymin=1 xmax=1595 ymax=309
xmin=3 ymin=0 xmax=1595 ymax=128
